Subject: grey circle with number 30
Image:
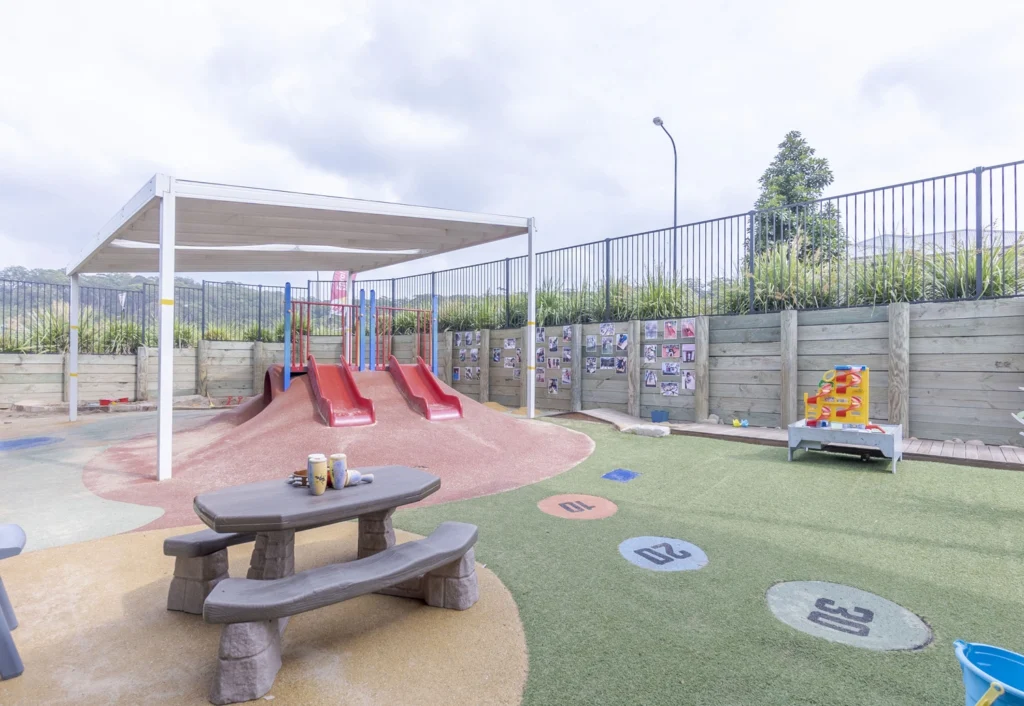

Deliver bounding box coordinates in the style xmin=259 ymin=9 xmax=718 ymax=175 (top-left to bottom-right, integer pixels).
xmin=766 ymin=581 xmax=932 ymax=651
xmin=618 ymin=536 xmax=708 ymax=572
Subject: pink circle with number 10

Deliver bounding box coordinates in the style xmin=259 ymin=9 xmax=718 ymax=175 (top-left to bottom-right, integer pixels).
xmin=537 ymin=494 xmax=618 ymax=520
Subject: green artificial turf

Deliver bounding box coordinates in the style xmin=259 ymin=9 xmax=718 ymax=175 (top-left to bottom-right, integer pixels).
xmin=396 ymin=420 xmax=1024 ymax=705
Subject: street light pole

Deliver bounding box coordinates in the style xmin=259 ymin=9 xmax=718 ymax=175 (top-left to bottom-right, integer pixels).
xmin=652 ymin=117 xmax=678 ymax=278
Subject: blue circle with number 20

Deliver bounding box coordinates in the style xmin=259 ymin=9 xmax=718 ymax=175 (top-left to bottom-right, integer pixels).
xmin=619 ymin=536 xmax=708 ymax=572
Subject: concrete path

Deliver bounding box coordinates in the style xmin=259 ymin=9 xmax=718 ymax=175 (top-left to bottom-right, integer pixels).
xmin=0 ymin=410 xmax=217 ymax=552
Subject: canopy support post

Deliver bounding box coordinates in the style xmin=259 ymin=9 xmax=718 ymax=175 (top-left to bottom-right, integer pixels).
xmin=68 ymin=275 xmax=79 ymax=421
xmin=526 ymin=217 xmax=536 ymax=419
xmin=156 ymin=176 xmax=176 ymax=481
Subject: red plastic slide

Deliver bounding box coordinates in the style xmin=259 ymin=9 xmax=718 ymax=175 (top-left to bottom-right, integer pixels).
xmin=387 ymin=355 xmax=464 ymax=421
xmin=307 ymin=355 xmax=376 ymax=427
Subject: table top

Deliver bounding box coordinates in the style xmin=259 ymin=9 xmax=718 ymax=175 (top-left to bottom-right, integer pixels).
xmin=194 ymin=465 xmax=440 ymax=533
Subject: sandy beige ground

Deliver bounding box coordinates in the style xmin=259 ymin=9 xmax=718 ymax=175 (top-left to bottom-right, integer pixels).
xmin=0 ymin=523 xmax=527 ymax=705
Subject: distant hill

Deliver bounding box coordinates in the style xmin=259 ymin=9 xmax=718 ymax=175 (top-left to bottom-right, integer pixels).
xmin=0 ymin=267 xmax=202 ymax=290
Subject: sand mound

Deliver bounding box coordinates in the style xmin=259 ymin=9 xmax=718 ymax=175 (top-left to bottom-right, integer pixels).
xmin=84 ymin=370 xmax=593 ymax=529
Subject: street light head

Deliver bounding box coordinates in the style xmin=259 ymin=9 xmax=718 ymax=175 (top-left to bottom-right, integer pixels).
xmin=652 ymin=116 xmax=663 ymax=126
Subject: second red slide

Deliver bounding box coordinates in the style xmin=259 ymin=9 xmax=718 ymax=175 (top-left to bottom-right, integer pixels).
xmin=307 ymin=355 xmax=376 ymax=427
xmin=388 ymin=355 xmax=463 ymax=421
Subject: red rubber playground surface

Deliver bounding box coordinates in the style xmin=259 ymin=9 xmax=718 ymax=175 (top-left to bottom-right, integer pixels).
xmin=82 ymin=371 xmax=594 ymax=529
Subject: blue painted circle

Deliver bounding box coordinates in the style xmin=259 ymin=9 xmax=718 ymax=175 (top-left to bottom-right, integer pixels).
xmin=0 ymin=436 xmax=62 ymax=452
xmin=618 ymin=536 xmax=708 ymax=572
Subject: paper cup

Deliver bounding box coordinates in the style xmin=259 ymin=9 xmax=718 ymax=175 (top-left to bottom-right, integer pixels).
xmin=308 ymin=453 xmax=328 ymax=496
xmin=329 ymin=453 xmax=347 ymax=489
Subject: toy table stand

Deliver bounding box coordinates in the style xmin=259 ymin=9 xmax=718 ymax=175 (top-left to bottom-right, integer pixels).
xmin=787 ymin=420 xmax=902 ymax=473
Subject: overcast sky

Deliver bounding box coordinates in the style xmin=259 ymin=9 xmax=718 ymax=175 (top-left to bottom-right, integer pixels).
xmin=1 ymin=1 xmax=1022 ymax=285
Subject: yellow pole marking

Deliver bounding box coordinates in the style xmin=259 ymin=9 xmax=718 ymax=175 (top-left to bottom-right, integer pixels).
xmin=68 ymin=373 xmax=78 ymax=377
xmin=160 ymin=298 xmax=174 ymax=305
xmin=527 ymin=321 xmax=536 ymax=326
xmin=70 ymin=325 xmax=79 ymax=330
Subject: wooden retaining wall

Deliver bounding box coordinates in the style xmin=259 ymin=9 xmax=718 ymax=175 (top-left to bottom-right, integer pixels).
xmin=709 ymin=313 xmax=782 ymax=428
xmin=580 ymin=322 xmax=629 ymax=414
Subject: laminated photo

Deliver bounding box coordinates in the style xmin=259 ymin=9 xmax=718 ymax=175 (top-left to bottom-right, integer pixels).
xmin=536 ymin=368 xmax=546 ymax=383
xmin=600 ymin=356 xmax=615 ymax=370
xmin=536 ymin=326 xmax=546 ymax=343
xmin=663 ymin=320 xmax=678 ymax=339
xmin=492 ymin=348 xmax=500 ymax=363
xmin=662 ymin=362 xmax=680 ymax=375
xmin=470 ymin=348 xmax=479 ymax=363
xmin=459 ymin=349 xmax=467 ymax=362
xmin=475 ymin=331 xmax=481 ymax=345
xmin=504 ymin=357 xmax=514 ymax=368
xmin=454 ymin=332 xmax=462 ymax=346
xmin=644 ymin=369 xmax=658 ymax=387
xmin=586 ymin=335 xmax=597 ymax=351
xmin=561 ymin=368 xmax=571 ymax=384
xmin=562 ymin=347 xmax=572 ymax=363
xmin=547 ymin=357 xmax=559 ymax=369
xmin=504 ymin=337 xmax=517 ymax=349
xmin=599 ymin=323 xmax=615 ymax=336
xmin=464 ymin=367 xmax=474 ymax=381
xmin=548 ymin=336 xmax=558 ymax=352
xmin=682 ymin=343 xmax=695 ymax=362
xmin=616 ymin=333 xmax=629 ymax=350
xmin=644 ymin=344 xmax=657 ymax=363
xmin=644 ymin=321 xmax=658 ymax=339
xmin=601 ymin=336 xmax=614 ymax=354
xmin=536 ymin=347 xmax=545 ymax=364
xmin=615 ymin=357 xmax=627 ymax=374
xmin=515 ymin=348 xmax=522 ymax=363
xmin=585 ymin=357 xmax=598 ymax=373
xmin=562 ymin=325 xmax=572 ymax=342
xmin=548 ymin=378 xmax=559 ymax=395
xmin=452 ymin=367 xmax=461 ymax=382
xmin=661 ymin=381 xmax=680 ymax=396
xmin=662 ymin=344 xmax=680 ymax=359
xmin=683 ymin=370 xmax=696 ymax=390
xmin=513 ymin=368 xmax=521 ymax=380
xmin=681 ymin=318 xmax=696 ymax=338
xmin=475 ymin=366 xmax=481 ymax=378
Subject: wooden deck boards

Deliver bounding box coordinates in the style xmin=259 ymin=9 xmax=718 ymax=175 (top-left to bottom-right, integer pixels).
xmin=563 ymin=409 xmax=1023 ymax=472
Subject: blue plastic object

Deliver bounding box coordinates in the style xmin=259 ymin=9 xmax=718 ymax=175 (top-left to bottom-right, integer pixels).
xmin=0 ymin=437 xmax=61 ymax=452
xmin=651 ymin=410 xmax=669 ymax=423
xmin=603 ymin=468 xmax=640 ymax=483
xmin=954 ymin=640 xmax=1024 ymax=706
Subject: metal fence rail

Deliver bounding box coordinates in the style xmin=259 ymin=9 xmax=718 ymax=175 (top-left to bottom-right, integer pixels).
xmin=2 ymin=159 xmax=1021 ymax=352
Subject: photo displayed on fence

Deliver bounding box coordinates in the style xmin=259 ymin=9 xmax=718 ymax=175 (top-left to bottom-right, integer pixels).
xmin=644 ymin=370 xmax=658 ymax=388
xmin=513 ymin=368 xmax=521 ymax=380
xmin=600 ymin=357 xmax=615 ymax=370
xmin=536 ymin=326 xmax=545 ymax=343
xmin=470 ymin=348 xmax=479 ymax=363
xmin=464 ymin=367 xmax=474 ymax=381
xmin=662 ymin=344 xmax=680 ymax=358
xmin=562 ymin=347 xmax=572 ymax=363
xmin=452 ymin=367 xmax=461 ymax=382
xmin=475 ymin=366 xmax=481 ymax=378
xmin=600 ymin=323 xmax=615 ymax=336
xmin=454 ymin=332 xmax=462 ymax=346
xmin=536 ymin=347 xmax=545 ymax=364
xmin=515 ymin=348 xmax=522 ymax=363
xmin=681 ymin=318 xmax=695 ymax=338
xmin=586 ymin=357 xmax=598 ymax=373
xmin=662 ymin=362 xmax=680 ymax=375
xmin=615 ymin=357 xmax=627 ymax=374
xmin=661 ymin=381 xmax=679 ymax=396
xmin=616 ymin=333 xmax=629 ymax=350
xmin=491 ymin=348 xmax=500 ymax=363
xmin=601 ymin=336 xmax=614 ymax=354
xmin=561 ymin=368 xmax=571 ymax=384
xmin=547 ymin=357 xmax=560 ymax=369
xmin=682 ymin=343 xmax=695 ymax=362
xmin=664 ymin=320 xmax=678 ymax=339
xmin=562 ymin=325 xmax=572 ymax=342
xmin=586 ymin=335 xmax=597 ymax=351
xmin=644 ymin=321 xmax=658 ymax=339
xmin=683 ymin=370 xmax=695 ymax=390
xmin=536 ymin=368 xmax=545 ymax=382
xmin=459 ymin=349 xmax=467 ymax=362
xmin=504 ymin=337 xmax=516 ymax=349
xmin=548 ymin=377 xmax=559 ymax=395
xmin=548 ymin=336 xmax=558 ymax=352
xmin=504 ymin=357 xmax=514 ymax=368
xmin=476 ymin=331 xmax=482 ymax=345
xmin=644 ymin=344 xmax=657 ymax=363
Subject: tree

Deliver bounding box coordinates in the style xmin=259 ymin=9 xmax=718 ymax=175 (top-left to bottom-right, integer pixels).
xmin=753 ymin=131 xmax=845 ymax=259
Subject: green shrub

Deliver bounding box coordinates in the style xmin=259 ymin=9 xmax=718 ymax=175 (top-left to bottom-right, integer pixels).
xmin=241 ymin=324 xmax=268 ymax=342
xmin=174 ymin=323 xmax=198 ymax=348
xmin=924 ymin=236 xmax=1024 ymax=299
xmin=203 ymin=326 xmax=230 ymax=341
xmin=100 ymin=320 xmax=143 ymax=355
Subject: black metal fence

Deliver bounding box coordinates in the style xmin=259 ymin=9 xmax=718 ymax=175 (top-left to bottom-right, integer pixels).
xmin=2 ymin=159 xmax=1021 ymax=353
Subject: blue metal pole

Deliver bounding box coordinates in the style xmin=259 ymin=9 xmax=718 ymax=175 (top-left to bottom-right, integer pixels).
xmin=369 ymin=290 xmax=377 ymax=370
xmin=359 ymin=289 xmax=367 ymax=371
xmin=283 ymin=282 xmax=292 ymax=391
xmin=431 ymin=295 xmax=438 ymax=374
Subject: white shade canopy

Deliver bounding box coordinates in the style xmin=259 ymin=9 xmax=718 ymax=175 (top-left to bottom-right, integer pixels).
xmin=67 ymin=175 xmax=530 ymax=274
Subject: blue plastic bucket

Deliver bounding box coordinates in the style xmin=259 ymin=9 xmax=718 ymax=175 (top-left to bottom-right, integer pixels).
xmin=651 ymin=410 xmax=669 ymax=423
xmin=955 ymin=640 xmax=1024 ymax=705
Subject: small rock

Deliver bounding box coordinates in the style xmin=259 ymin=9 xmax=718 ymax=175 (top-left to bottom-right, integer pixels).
xmin=707 ymin=414 xmax=720 ymax=424
xmin=628 ymin=425 xmax=671 ymax=438
xmin=966 ymin=440 xmax=985 ymax=445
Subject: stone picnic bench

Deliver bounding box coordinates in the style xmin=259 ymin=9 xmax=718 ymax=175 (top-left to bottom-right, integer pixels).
xmin=162 ymin=466 xmax=479 ymax=705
